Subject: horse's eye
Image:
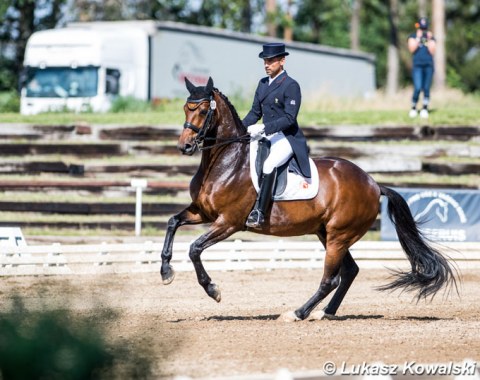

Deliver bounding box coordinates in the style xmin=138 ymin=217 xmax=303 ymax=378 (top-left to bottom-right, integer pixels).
xmin=199 ymin=109 xmax=208 ymax=116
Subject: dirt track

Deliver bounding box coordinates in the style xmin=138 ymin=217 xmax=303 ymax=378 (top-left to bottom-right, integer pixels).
xmin=1 ymin=267 xmax=479 ymax=378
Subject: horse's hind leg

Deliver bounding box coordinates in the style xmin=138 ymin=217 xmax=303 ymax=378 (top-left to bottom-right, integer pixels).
xmin=321 ymin=250 xmax=359 ymax=317
xmin=284 ymin=242 xmax=347 ymax=321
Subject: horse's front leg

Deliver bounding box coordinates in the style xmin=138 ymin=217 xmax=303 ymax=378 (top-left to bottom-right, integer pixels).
xmin=161 ymin=205 xmax=204 ymax=285
xmin=188 ymin=220 xmax=239 ymax=302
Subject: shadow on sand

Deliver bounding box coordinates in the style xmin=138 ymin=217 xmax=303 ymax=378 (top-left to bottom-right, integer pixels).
xmin=169 ymin=313 xmax=448 ymax=323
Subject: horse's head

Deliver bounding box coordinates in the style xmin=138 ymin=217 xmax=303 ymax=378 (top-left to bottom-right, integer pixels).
xmin=179 ymin=77 xmax=217 ymax=155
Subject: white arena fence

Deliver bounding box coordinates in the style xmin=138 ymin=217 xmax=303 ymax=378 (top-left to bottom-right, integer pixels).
xmin=1 ymin=240 xmax=480 ymax=276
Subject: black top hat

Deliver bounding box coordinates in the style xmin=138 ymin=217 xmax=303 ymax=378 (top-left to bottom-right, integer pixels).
xmin=258 ymin=43 xmax=290 ymax=59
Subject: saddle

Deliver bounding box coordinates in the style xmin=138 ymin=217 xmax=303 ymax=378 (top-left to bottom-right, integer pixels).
xmin=251 ymin=137 xmax=319 ymax=201
xmin=255 ymin=138 xmax=288 ymax=197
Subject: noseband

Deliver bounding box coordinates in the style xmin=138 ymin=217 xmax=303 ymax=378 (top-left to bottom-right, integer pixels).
xmin=183 ymin=96 xmax=217 ymax=150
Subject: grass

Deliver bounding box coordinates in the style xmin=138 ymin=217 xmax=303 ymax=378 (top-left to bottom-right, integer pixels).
xmin=1 ymin=87 xmax=479 ymax=126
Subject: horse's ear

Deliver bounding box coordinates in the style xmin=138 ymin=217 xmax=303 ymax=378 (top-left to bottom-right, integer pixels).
xmin=185 ymin=77 xmax=196 ymax=94
xmin=205 ymin=77 xmax=214 ymax=94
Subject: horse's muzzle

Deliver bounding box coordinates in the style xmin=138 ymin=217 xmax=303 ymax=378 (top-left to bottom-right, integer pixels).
xmin=178 ymin=143 xmax=196 ymax=155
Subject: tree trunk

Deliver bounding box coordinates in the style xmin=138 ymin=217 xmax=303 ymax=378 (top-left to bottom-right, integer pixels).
xmin=16 ymin=0 xmax=36 ymax=74
xmin=432 ymin=0 xmax=446 ymax=89
xmin=350 ymin=0 xmax=362 ymax=51
xmin=240 ymin=0 xmax=252 ymax=33
xmin=386 ymin=0 xmax=399 ymax=96
xmin=266 ymin=0 xmax=276 ymax=37
xmin=418 ymin=0 xmax=427 ymax=16
xmin=283 ymin=0 xmax=293 ymax=41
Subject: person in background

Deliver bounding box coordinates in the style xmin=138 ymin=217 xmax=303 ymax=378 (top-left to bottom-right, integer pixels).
xmin=408 ymin=17 xmax=436 ymax=118
xmin=243 ymin=42 xmax=311 ymax=228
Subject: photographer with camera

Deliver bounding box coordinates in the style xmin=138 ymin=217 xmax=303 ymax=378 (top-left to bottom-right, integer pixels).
xmin=407 ymin=17 xmax=436 ymax=118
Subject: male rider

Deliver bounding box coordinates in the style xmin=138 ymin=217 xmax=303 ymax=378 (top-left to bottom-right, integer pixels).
xmin=243 ymin=43 xmax=310 ymax=228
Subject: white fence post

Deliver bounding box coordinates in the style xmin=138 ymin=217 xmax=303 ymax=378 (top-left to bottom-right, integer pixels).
xmin=131 ymin=179 xmax=148 ymax=237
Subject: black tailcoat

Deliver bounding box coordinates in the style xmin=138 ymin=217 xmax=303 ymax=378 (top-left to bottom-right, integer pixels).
xmin=242 ymin=71 xmax=311 ymax=178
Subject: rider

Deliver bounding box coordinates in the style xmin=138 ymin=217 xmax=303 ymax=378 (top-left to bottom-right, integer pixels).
xmin=243 ymin=42 xmax=311 ymax=228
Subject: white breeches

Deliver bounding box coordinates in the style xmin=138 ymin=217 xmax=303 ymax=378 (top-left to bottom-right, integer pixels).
xmin=262 ymin=132 xmax=293 ymax=174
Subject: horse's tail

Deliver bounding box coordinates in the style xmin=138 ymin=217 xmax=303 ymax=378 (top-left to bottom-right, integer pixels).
xmin=378 ymin=185 xmax=457 ymax=299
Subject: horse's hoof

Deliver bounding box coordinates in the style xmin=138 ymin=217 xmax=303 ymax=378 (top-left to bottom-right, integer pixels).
xmin=309 ymin=310 xmax=338 ymax=320
xmin=279 ymin=311 xmax=301 ymax=322
xmin=161 ymin=266 xmax=175 ymax=285
xmin=207 ymin=283 xmax=221 ymax=302
xmin=309 ymin=310 xmax=327 ymax=320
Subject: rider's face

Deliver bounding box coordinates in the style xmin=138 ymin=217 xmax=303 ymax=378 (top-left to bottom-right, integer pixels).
xmin=263 ymin=56 xmax=285 ymax=78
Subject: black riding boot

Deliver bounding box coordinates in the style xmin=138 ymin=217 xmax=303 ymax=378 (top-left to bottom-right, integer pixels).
xmin=246 ymin=169 xmax=277 ymax=228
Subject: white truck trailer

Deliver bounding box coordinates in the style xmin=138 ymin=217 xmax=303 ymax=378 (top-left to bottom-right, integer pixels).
xmin=20 ymin=20 xmax=376 ymax=115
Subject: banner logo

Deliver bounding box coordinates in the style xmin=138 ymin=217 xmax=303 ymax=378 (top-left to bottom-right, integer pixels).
xmin=381 ymin=188 xmax=480 ymax=242
xmin=408 ymin=191 xmax=467 ymax=224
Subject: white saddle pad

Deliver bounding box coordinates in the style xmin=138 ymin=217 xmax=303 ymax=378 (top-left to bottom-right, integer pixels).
xmin=249 ymin=138 xmax=319 ymax=201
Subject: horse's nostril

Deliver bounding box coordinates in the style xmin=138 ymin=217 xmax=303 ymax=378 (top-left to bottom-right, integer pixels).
xmin=180 ymin=144 xmax=194 ymax=155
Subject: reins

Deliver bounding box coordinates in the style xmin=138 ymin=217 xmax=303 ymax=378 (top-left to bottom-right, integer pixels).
xmin=198 ymin=134 xmax=251 ymax=151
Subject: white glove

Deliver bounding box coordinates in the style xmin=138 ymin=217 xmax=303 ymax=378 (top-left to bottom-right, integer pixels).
xmin=247 ymin=124 xmax=265 ymax=138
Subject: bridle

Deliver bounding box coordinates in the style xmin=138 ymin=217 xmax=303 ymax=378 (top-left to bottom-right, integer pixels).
xmin=183 ymin=95 xmax=217 ymax=150
xmin=183 ymin=94 xmax=250 ymax=151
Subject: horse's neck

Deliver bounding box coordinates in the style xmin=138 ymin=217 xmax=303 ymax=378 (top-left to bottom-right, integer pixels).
xmin=199 ymin=98 xmax=249 ymax=175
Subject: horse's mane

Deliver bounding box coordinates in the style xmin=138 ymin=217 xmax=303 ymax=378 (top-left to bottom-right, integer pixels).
xmin=213 ymin=88 xmax=247 ymax=134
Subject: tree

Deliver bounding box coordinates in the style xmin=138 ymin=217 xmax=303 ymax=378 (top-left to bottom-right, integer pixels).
xmin=283 ymin=0 xmax=294 ymax=41
xmin=0 ymin=0 xmax=66 ymax=91
xmin=432 ymin=0 xmax=446 ymax=89
xmin=444 ymin=0 xmax=480 ymax=92
xmin=350 ymin=0 xmax=362 ymax=51
xmin=386 ymin=0 xmax=400 ymax=95
xmin=418 ymin=0 xmax=427 ymax=16
xmin=265 ymin=0 xmax=276 ymax=37
xmin=294 ymin=0 xmax=350 ymax=47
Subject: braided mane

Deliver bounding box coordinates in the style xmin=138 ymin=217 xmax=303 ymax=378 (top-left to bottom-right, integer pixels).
xmin=213 ymin=88 xmax=247 ymax=134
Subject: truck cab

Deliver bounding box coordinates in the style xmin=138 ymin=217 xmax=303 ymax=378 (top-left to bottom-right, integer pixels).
xmin=20 ymin=26 xmax=149 ymax=115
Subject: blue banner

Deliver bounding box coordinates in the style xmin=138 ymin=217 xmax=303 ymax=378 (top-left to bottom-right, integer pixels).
xmin=381 ymin=188 xmax=480 ymax=242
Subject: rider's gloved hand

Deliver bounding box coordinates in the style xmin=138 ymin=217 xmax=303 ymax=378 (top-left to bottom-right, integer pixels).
xmin=247 ymin=124 xmax=265 ymax=138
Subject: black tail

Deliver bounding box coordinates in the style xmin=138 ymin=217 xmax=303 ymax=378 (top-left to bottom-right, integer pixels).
xmin=378 ymin=185 xmax=457 ymax=299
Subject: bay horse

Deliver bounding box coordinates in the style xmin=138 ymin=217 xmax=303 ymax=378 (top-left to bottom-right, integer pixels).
xmin=160 ymin=77 xmax=457 ymax=321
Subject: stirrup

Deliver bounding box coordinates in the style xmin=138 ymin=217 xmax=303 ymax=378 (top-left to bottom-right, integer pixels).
xmin=245 ymin=209 xmax=264 ymax=228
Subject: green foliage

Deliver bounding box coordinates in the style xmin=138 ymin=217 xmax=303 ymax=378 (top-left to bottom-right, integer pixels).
xmin=445 ymin=3 xmax=480 ymax=93
xmin=0 ymin=91 xmax=20 ymax=112
xmin=459 ymin=53 xmax=480 ymax=93
xmin=0 ymin=0 xmax=479 ymax=95
xmin=109 ymin=96 xmax=154 ymax=113
xmin=294 ymin=0 xmax=350 ymax=46
xmin=446 ymin=67 xmax=465 ymax=90
xmin=0 ymin=58 xmax=17 ymax=91
xmin=0 ymin=89 xmax=479 ymax=125
xmin=0 ymin=298 xmax=112 ymax=380
xmin=359 ymin=0 xmax=390 ymax=88
xmin=0 ymin=296 xmax=154 ymax=379
xmin=195 ymin=0 xmax=247 ymax=30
